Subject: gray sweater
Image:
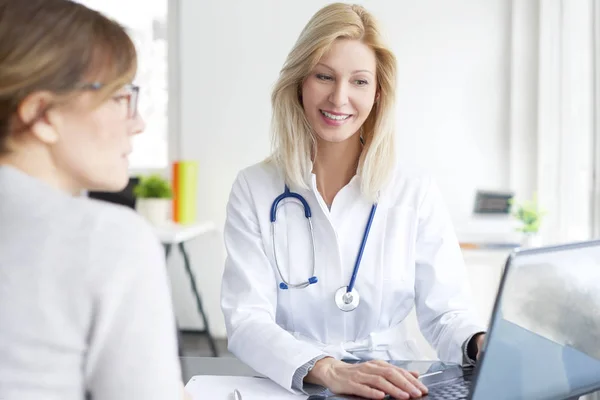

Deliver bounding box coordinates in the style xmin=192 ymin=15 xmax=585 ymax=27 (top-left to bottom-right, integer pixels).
xmin=0 ymin=166 xmax=182 ymax=400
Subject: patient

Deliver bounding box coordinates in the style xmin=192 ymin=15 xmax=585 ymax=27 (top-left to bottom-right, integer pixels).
xmin=0 ymin=0 xmax=187 ymax=399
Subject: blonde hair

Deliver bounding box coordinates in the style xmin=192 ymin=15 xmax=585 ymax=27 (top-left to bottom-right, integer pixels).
xmin=270 ymin=3 xmax=397 ymax=201
xmin=0 ymin=0 xmax=137 ymax=153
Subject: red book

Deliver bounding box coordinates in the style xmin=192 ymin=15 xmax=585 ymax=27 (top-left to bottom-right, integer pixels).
xmin=172 ymin=161 xmax=180 ymax=222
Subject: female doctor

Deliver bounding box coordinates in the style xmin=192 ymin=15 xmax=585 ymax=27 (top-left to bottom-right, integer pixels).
xmin=221 ymin=3 xmax=486 ymax=399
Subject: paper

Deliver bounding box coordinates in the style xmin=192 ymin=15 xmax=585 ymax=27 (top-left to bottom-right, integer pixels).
xmin=185 ymin=375 xmax=308 ymax=400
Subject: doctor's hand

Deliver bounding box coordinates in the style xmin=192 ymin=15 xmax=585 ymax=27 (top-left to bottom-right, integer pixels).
xmin=306 ymin=358 xmax=428 ymax=399
xmin=181 ymin=381 xmax=192 ymax=400
xmin=475 ymin=333 xmax=486 ymax=361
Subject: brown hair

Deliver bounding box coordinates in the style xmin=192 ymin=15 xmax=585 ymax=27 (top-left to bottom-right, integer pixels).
xmin=0 ymin=0 xmax=137 ymax=152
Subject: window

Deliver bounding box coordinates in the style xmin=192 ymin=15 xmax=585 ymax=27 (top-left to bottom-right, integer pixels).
xmin=76 ymin=0 xmax=169 ymax=170
xmin=593 ymin=0 xmax=600 ymax=237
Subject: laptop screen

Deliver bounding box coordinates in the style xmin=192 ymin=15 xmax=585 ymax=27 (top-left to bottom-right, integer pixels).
xmin=471 ymin=241 xmax=600 ymax=400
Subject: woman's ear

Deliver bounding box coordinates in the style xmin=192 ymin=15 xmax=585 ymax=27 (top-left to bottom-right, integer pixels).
xmin=17 ymin=92 xmax=59 ymax=145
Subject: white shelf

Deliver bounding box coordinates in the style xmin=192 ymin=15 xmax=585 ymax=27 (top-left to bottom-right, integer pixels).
xmin=154 ymin=221 xmax=216 ymax=244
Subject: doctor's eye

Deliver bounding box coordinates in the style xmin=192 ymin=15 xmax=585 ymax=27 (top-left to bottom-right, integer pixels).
xmin=112 ymin=95 xmax=129 ymax=104
xmin=355 ymin=79 xmax=369 ymax=86
xmin=316 ymin=73 xmax=334 ymax=81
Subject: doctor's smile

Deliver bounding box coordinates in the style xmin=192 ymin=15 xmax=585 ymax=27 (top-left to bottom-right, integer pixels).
xmin=320 ymin=110 xmax=353 ymax=126
xmin=221 ymin=3 xmax=486 ymax=399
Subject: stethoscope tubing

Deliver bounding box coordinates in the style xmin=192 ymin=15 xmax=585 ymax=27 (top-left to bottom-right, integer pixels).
xmin=270 ymin=185 xmax=376 ymax=294
xmin=346 ymin=203 xmax=377 ymax=293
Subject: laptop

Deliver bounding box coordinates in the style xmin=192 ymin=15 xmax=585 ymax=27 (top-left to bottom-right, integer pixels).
xmin=309 ymin=240 xmax=600 ymax=400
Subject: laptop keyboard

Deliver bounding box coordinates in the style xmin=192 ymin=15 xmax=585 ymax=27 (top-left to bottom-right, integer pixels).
xmin=422 ymin=379 xmax=472 ymax=399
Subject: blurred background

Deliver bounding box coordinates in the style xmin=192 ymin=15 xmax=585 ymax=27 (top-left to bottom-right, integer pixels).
xmin=79 ymin=0 xmax=600 ymax=358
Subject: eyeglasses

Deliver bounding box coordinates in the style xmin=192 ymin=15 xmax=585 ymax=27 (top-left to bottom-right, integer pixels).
xmin=81 ymin=82 xmax=140 ymax=119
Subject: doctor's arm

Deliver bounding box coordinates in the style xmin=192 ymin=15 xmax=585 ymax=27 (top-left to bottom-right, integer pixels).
xmin=413 ymin=178 xmax=486 ymax=365
xmin=220 ymin=172 xmax=326 ymax=393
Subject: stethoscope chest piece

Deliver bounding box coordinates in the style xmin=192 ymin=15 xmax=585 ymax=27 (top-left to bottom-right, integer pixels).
xmin=335 ymin=285 xmax=360 ymax=312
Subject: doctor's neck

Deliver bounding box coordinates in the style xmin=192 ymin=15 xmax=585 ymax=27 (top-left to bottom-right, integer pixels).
xmin=312 ymin=133 xmax=362 ymax=207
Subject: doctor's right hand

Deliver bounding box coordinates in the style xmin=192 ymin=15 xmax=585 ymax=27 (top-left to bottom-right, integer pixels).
xmin=306 ymin=358 xmax=428 ymax=399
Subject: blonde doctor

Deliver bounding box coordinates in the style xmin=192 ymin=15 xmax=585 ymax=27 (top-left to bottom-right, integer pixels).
xmin=221 ymin=3 xmax=486 ymax=399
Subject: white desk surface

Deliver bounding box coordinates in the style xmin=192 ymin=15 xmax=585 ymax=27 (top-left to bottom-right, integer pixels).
xmin=154 ymin=221 xmax=216 ymax=244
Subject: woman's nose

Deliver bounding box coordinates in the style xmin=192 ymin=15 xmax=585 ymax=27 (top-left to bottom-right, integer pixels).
xmin=328 ymin=82 xmax=349 ymax=108
xmin=131 ymin=113 xmax=145 ymax=136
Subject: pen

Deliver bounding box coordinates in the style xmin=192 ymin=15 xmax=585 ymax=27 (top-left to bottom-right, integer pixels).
xmin=233 ymin=388 xmax=242 ymax=400
xmin=418 ymin=370 xmax=443 ymax=380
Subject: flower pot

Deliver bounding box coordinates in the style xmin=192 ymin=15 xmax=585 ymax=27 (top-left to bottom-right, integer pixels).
xmin=135 ymin=198 xmax=171 ymax=226
xmin=521 ymin=233 xmax=542 ymax=248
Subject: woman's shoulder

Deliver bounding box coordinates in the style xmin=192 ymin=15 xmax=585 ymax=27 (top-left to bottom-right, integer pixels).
xmin=229 ymin=159 xmax=288 ymax=199
xmin=75 ymin=197 xmax=166 ymax=283
xmin=235 ymin=158 xmax=282 ymax=184
xmin=76 ymin=197 xmax=160 ymax=250
xmin=382 ymin=163 xmax=437 ymax=209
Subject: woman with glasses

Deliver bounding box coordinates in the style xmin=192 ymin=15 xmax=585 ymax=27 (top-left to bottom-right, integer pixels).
xmin=0 ymin=1 xmax=188 ymax=399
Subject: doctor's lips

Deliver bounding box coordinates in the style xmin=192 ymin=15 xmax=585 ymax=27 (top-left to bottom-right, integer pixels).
xmin=320 ymin=109 xmax=353 ymax=126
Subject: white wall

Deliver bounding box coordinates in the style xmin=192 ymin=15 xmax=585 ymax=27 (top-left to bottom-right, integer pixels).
xmin=169 ymin=0 xmax=511 ymax=337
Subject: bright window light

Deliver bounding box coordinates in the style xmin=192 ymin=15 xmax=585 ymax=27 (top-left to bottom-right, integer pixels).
xmin=76 ymin=0 xmax=169 ymax=170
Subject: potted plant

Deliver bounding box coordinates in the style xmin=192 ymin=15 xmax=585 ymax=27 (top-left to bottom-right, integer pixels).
xmin=510 ymin=194 xmax=546 ymax=248
xmin=133 ymin=174 xmax=173 ymax=226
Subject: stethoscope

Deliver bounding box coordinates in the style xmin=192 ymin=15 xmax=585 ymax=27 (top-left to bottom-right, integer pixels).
xmin=270 ymin=185 xmax=377 ymax=312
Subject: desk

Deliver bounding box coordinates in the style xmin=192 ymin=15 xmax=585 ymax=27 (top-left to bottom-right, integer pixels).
xmin=179 ymin=357 xmax=457 ymax=382
xmin=156 ymin=222 xmax=218 ymax=357
xmin=180 ymin=357 xmax=259 ymax=383
xmin=180 ymin=357 xmax=599 ymax=400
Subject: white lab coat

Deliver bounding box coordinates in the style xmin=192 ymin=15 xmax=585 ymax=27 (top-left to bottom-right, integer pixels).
xmin=220 ymin=161 xmax=484 ymax=393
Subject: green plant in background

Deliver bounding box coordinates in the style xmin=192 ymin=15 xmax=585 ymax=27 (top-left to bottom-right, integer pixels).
xmin=510 ymin=194 xmax=546 ymax=234
xmin=133 ymin=174 xmax=173 ymax=199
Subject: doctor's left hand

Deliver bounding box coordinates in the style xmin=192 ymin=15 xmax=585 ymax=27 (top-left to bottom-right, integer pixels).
xmin=306 ymin=357 xmax=428 ymax=399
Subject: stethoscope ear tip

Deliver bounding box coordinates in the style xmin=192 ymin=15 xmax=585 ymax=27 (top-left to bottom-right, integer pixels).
xmin=308 ymin=276 xmax=318 ymax=284
xmin=279 ymin=282 xmax=289 ymax=290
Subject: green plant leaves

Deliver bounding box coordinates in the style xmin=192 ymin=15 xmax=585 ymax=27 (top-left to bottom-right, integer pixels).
xmin=133 ymin=174 xmax=173 ymax=199
xmin=510 ymin=194 xmax=546 ymax=233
